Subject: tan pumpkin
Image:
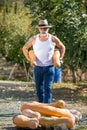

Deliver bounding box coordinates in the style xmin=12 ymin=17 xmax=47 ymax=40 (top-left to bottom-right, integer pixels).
xmin=52 ymin=49 xmax=61 ymax=68
xmin=13 ymin=101 xmax=82 ymax=129
xmin=29 ymin=50 xmax=61 ymax=67
xmin=13 ymin=113 xmax=74 ymax=129
xmin=32 ymin=100 xmax=65 ymax=108
xmin=22 ymin=109 xmax=41 ymax=119
xmin=13 ymin=114 xmax=39 ymax=129
xmin=50 ymin=100 xmax=65 ymax=108
xmin=29 ymin=50 xmax=37 ymax=66
xmin=39 ymin=116 xmax=74 ymax=128
xmin=20 ymin=102 xmax=75 ymax=128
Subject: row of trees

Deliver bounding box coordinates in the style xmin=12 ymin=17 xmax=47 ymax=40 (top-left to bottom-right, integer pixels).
xmin=0 ymin=0 xmax=87 ymax=82
xmin=0 ymin=1 xmax=34 ymax=63
xmin=24 ymin=0 xmax=87 ymax=82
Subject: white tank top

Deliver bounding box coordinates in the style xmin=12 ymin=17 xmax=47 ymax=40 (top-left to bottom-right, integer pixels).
xmin=33 ymin=34 xmax=55 ymax=66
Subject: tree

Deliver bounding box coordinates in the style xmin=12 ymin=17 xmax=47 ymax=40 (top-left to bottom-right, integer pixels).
xmin=24 ymin=0 xmax=87 ymax=82
xmin=0 ymin=0 xmax=87 ymax=82
xmin=83 ymin=0 xmax=87 ymax=13
xmin=0 ymin=0 xmax=37 ymax=80
xmin=0 ymin=1 xmax=34 ymax=64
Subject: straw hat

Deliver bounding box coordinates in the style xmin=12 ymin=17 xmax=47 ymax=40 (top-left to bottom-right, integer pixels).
xmin=36 ymin=19 xmax=52 ymax=28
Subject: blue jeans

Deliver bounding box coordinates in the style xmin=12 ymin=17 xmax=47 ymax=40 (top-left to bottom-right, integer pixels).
xmin=54 ymin=68 xmax=62 ymax=83
xmin=34 ymin=65 xmax=54 ymax=103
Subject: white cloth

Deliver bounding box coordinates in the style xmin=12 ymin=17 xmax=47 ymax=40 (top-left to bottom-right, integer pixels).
xmin=33 ymin=34 xmax=55 ymax=66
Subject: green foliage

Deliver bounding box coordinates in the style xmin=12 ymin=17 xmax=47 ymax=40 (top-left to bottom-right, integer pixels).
xmin=0 ymin=0 xmax=87 ymax=76
xmin=0 ymin=1 xmax=35 ymax=64
xmin=54 ymin=0 xmax=87 ymax=72
xmin=24 ymin=0 xmax=87 ymax=72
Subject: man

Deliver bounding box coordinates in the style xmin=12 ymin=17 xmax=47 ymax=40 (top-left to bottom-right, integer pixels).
xmin=22 ymin=19 xmax=65 ymax=103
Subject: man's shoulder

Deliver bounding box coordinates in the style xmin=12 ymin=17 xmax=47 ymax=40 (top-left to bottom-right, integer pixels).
xmin=51 ymin=34 xmax=57 ymax=38
xmin=51 ymin=34 xmax=58 ymax=42
xmin=29 ymin=35 xmax=37 ymax=42
xmin=30 ymin=35 xmax=37 ymax=40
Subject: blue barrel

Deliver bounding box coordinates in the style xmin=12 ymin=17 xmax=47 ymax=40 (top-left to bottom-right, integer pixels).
xmin=54 ymin=68 xmax=62 ymax=83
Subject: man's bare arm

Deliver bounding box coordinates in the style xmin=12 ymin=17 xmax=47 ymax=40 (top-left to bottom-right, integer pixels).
xmin=22 ymin=36 xmax=36 ymax=61
xmin=52 ymin=36 xmax=65 ymax=60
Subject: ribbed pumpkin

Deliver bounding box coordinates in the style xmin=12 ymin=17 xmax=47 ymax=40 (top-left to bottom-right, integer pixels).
xmin=29 ymin=50 xmax=61 ymax=67
xmin=13 ymin=114 xmax=39 ymax=129
xmin=13 ymin=100 xmax=82 ymax=129
xmin=29 ymin=50 xmax=37 ymax=66
xmin=50 ymin=100 xmax=65 ymax=108
xmin=53 ymin=50 xmax=61 ymax=68
xmin=20 ymin=102 xmax=75 ymax=124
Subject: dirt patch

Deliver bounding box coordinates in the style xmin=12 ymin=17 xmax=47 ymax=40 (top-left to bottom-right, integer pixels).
xmin=0 ymin=81 xmax=87 ymax=130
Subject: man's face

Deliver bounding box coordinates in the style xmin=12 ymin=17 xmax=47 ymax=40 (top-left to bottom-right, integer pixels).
xmin=39 ymin=27 xmax=49 ymax=35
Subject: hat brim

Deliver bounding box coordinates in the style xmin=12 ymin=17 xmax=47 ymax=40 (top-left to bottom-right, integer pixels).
xmin=36 ymin=25 xmax=52 ymax=28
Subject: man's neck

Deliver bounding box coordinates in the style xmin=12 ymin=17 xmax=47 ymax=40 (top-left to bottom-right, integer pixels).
xmin=39 ymin=33 xmax=49 ymax=41
xmin=40 ymin=33 xmax=49 ymax=37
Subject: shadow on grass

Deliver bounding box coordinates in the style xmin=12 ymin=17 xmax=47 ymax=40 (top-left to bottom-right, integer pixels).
xmin=52 ymin=83 xmax=87 ymax=103
xmin=3 ymin=127 xmax=54 ymax=130
xmin=0 ymin=87 xmax=36 ymax=101
xmin=0 ymin=113 xmax=17 ymax=117
xmin=0 ymin=82 xmax=87 ymax=103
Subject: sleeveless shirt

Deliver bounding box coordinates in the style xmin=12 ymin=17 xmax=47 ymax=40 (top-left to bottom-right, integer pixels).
xmin=33 ymin=34 xmax=55 ymax=66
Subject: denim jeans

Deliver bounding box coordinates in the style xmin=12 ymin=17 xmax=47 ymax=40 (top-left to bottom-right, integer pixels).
xmin=34 ymin=65 xmax=54 ymax=103
xmin=54 ymin=68 xmax=62 ymax=83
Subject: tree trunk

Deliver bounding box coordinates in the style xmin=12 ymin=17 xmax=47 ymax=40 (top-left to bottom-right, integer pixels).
xmin=72 ymin=70 xmax=77 ymax=83
xmin=23 ymin=60 xmax=32 ymax=81
xmin=8 ymin=63 xmax=18 ymax=80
